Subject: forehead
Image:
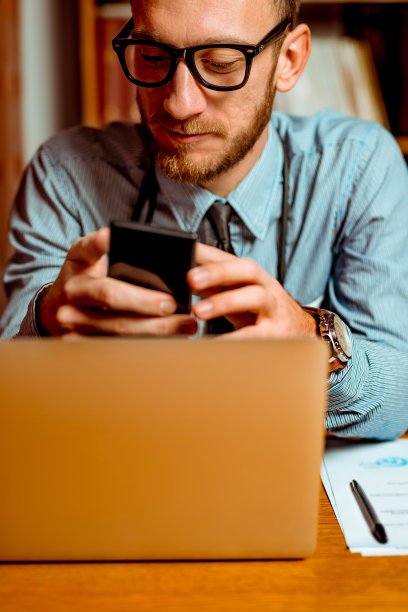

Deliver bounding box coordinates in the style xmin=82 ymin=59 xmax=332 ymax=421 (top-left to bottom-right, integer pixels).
xmin=131 ymin=0 xmax=276 ymax=45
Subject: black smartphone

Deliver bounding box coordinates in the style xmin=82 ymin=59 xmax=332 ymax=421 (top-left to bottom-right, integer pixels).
xmin=108 ymin=221 xmax=197 ymax=313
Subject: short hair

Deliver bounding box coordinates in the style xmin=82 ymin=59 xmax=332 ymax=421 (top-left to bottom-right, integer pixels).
xmin=129 ymin=1 xmax=302 ymax=25
xmin=275 ymin=0 xmax=301 ymax=22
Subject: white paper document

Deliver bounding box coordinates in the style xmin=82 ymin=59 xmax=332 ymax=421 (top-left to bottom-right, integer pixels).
xmin=321 ymin=438 xmax=408 ymax=556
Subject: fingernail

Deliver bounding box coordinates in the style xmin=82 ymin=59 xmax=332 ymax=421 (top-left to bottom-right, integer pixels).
xmin=159 ymin=300 xmax=176 ymax=315
xmin=194 ymin=301 xmax=213 ymax=316
xmin=190 ymin=268 xmax=209 ymax=288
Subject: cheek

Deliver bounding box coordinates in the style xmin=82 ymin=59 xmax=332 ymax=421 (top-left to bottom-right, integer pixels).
xmin=137 ymin=89 xmax=161 ymax=119
xmin=217 ymin=89 xmax=259 ymax=128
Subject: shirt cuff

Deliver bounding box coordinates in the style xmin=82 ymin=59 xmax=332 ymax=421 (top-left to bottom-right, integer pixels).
xmin=18 ymin=283 xmax=53 ymax=337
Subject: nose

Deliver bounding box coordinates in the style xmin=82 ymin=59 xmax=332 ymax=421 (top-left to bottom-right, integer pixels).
xmin=162 ymin=60 xmax=207 ymax=120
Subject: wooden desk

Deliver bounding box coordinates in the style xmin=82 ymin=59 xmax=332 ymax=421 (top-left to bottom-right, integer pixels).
xmin=0 ymin=485 xmax=407 ymax=612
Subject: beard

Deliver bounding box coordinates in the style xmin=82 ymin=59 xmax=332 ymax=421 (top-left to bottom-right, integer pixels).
xmin=137 ymin=70 xmax=276 ymax=185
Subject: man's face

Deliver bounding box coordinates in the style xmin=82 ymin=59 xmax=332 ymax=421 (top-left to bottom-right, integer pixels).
xmin=132 ymin=0 xmax=281 ymax=185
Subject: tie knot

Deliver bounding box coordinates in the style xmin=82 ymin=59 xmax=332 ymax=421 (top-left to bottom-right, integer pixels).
xmin=204 ymin=202 xmax=235 ymax=254
xmin=208 ymin=201 xmax=233 ymax=225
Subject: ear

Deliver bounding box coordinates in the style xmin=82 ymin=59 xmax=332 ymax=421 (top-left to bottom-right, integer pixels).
xmin=274 ymin=24 xmax=311 ymax=93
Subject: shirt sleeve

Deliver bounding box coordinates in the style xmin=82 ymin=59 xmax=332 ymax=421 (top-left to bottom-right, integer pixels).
xmin=324 ymin=124 xmax=408 ymax=440
xmin=0 ymin=143 xmax=83 ymax=338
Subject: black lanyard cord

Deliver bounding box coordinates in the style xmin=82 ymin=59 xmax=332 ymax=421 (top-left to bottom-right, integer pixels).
xmin=277 ymin=136 xmax=289 ymax=286
xmin=132 ymin=156 xmax=158 ymax=224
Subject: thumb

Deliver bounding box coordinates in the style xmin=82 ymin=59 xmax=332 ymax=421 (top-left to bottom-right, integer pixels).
xmin=67 ymin=228 xmax=110 ymax=266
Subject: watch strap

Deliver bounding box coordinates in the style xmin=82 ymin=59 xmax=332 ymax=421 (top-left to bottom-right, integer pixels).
xmin=303 ymin=307 xmax=349 ymax=373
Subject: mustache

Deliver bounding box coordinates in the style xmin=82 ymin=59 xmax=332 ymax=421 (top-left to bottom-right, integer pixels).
xmin=148 ymin=113 xmax=228 ymax=137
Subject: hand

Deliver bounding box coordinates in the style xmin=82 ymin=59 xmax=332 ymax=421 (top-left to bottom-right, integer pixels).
xmin=187 ymin=243 xmax=317 ymax=338
xmin=38 ymin=228 xmax=197 ymax=337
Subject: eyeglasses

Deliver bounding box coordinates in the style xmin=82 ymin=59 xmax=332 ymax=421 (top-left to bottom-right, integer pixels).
xmin=112 ymin=17 xmax=292 ymax=92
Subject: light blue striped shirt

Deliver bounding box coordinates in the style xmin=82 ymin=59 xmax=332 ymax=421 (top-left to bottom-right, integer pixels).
xmin=1 ymin=110 xmax=408 ymax=439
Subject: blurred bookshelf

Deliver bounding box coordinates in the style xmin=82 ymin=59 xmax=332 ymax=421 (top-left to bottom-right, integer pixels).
xmin=79 ymin=0 xmax=139 ymax=127
xmin=78 ymin=0 xmax=408 ymax=159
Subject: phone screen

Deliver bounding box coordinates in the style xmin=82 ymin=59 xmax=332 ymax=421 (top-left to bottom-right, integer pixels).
xmin=108 ymin=221 xmax=197 ymax=313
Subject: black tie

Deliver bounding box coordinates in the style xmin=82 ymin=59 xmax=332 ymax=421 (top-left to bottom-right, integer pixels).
xmin=202 ymin=202 xmax=235 ymax=254
xmin=200 ymin=202 xmax=235 ymax=334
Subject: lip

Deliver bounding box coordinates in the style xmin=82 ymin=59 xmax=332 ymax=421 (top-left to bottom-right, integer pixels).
xmin=165 ymin=129 xmax=211 ymax=145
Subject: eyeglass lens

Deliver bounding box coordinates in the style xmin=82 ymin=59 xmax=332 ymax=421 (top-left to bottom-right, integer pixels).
xmin=124 ymin=44 xmax=247 ymax=87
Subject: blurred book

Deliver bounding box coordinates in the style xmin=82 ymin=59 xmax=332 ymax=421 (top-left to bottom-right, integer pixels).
xmin=94 ymin=4 xmax=140 ymax=124
xmin=274 ymin=36 xmax=389 ymax=127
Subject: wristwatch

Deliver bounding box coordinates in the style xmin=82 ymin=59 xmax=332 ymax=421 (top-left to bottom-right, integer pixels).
xmin=303 ymin=307 xmax=352 ymax=372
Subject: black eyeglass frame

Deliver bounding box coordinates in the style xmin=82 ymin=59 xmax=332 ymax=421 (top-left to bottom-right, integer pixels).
xmin=112 ymin=17 xmax=292 ymax=92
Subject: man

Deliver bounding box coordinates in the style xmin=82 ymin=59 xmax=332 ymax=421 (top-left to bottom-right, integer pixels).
xmin=1 ymin=0 xmax=408 ymax=439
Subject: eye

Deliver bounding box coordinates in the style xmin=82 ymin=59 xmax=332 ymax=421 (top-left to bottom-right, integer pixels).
xmin=196 ymin=49 xmax=245 ymax=74
xmin=136 ymin=46 xmax=170 ymax=67
xmin=201 ymin=59 xmax=241 ymax=72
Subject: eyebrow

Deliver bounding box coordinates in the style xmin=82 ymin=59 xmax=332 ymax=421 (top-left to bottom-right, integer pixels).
xmin=130 ymin=28 xmax=253 ymax=47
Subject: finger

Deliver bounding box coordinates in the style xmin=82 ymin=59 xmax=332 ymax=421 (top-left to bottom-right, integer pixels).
xmin=192 ymin=285 xmax=267 ymax=320
xmin=194 ymin=242 xmax=236 ymax=265
xmin=56 ymin=305 xmax=198 ymax=336
xmin=67 ymin=228 xmax=110 ymax=266
xmin=217 ymin=320 xmax=298 ymax=339
xmin=63 ymin=275 xmax=178 ymax=316
xmin=188 ymin=257 xmax=270 ymax=292
xmin=213 ymin=325 xmax=267 ymax=340
xmin=60 ymin=332 xmax=83 ymax=341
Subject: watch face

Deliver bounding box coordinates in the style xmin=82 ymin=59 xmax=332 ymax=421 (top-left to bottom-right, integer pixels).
xmin=333 ymin=315 xmax=352 ymax=359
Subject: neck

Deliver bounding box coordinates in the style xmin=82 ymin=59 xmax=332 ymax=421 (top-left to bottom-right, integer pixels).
xmin=200 ymin=126 xmax=269 ymax=198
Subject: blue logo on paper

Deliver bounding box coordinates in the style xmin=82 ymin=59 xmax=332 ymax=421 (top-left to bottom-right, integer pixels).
xmin=375 ymin=456 xmax=408 ymax=468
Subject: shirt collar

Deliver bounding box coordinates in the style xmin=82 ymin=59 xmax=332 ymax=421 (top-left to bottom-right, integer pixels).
xmin=156 ymin=121 xmax=284 ymax=240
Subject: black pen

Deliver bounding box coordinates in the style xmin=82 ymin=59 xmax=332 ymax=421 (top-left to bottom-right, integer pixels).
xmin=350 ymin=479 xmax=388 ymax=544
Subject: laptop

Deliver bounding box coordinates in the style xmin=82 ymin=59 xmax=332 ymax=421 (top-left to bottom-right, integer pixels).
xmin=0 ymin=337 xmax=327 ymax=561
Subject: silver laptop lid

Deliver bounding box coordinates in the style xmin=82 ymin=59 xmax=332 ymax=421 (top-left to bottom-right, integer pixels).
xmin=0 ymin=337 xmax=327 ymax=561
